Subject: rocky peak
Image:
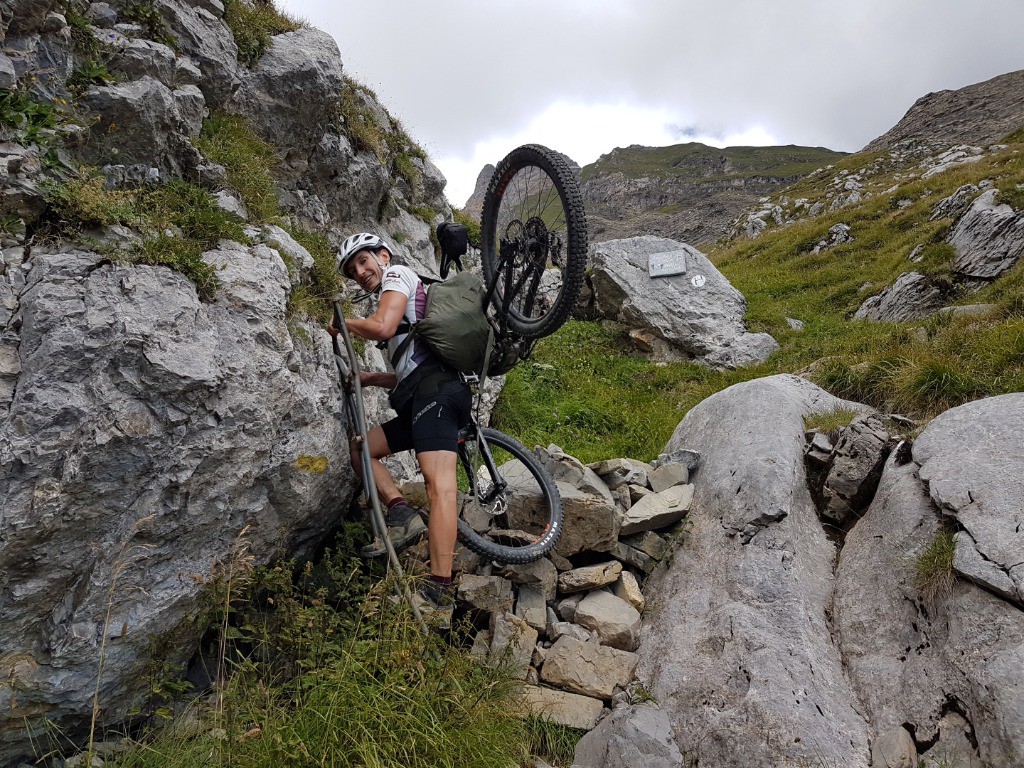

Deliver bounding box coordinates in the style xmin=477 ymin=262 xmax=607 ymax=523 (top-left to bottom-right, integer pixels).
xmin=863 ymin=68 xmax=1024 ymax=153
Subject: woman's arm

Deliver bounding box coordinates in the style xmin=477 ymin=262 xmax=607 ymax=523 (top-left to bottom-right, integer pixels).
xmin=360 ymin=371 xmax=398 ymax=389
xmin=345 ymin=290 xmax=407 ymax=341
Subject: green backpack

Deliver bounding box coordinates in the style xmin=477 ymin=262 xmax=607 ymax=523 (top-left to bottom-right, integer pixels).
xmin=390 ymin=270 xmax=495 ymax=375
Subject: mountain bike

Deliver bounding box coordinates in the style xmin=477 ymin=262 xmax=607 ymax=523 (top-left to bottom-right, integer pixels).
xmin=451 ymin=143 xmax=589 ymax=373
xmin=336 ymin=143 xmax=587 ymax=564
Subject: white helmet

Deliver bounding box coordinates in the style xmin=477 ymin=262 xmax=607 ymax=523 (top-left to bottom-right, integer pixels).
xmin=337 ymin=232 xmax=390 ymax=276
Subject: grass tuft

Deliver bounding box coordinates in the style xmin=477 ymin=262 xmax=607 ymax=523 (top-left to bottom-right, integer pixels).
xmin=914 ymin=530 xmax=957 ymax=607
xmin=223 ymin=0 xmax=301 ymax=67
xmin=101 ymin=526 xmax=538 ymax=768
xmin=195 ymin=111 xmax=280 ymax=222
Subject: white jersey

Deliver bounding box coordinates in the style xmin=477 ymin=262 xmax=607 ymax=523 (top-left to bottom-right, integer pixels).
xmin=378 ymin=264 xmax=432 ymax=383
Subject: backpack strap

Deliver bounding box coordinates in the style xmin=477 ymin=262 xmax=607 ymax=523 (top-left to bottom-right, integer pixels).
xmin=389 ymin=325 xmax=417 ymax=369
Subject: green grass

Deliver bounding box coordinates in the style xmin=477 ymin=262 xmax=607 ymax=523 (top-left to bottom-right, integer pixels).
xmin=494 ymin=322 xmax=728 ymax=462
xmin=338 ymin=76 xmax=428 ymax=193
xmin=98 ymin=528 xmax=540 ymax=768
xmin=0 ymin=89 xmax=58 ymax=144
xmin=223 ymin=0 xmax=301 ymax=67
xmin=195 ymin=111 xmax=280 ymax=222
xmin=803 ymin=408 xmax=860 ymax=438
xmin=42 ymin=171 xmax=246 ymax=299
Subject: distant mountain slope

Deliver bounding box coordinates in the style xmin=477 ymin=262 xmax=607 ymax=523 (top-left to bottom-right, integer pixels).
xmin=863 ymin=68 xmax=1024 ymax=152
xmin=578 ymin=143 xmax=847 ymax=246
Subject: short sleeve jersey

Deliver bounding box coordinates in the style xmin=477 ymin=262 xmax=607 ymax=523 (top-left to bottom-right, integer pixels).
xmin=379 ymin=264 xmax=431 ymax=382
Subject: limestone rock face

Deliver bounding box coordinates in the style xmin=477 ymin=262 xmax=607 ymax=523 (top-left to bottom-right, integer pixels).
xmin=0 ymin=241 xmax=351 ymax=760
xmin=589 ymin=236 xmax=778 ymax=369
xmin=540 ymin=636 xmax=639 ymax=700
xmin=229 ymin=28 xmax=344 ymax=155
xmin=633 ymin=375 xmax=872 ymax=768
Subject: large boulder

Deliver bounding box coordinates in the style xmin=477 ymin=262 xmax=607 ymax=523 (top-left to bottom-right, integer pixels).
xmin=948 ymin=189 xmax=1024 ymax=280
xmin=627 ymin=375 xmax=872 ymax=767
xmin=588 ymin=236 xmax=778 ymax=369
xmin=0 ymin=238 xmax=351 ymax=763
xmin=834 ymin=393 xmax=1024 ymax=765
xmin=853 ymin=271 xmax=949 ymax=322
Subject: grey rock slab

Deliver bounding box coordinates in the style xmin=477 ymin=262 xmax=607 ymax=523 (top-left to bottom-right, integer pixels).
xmin=488 ymin=611 xmax=538 ymax=680
xmin=546 ymin=481 xmax=619 ymax=557
xmin=641 ymin=374 xmax=871 ymax=767
xmin=514 ymin=583 xmax=548 ymax=633
xmin=700 ymin=330 xmax=780 ymax=369
xmin=571 ymin=703 xmax=684 ymax=768
xmin=498 ymin=556 xmax=558 ymax=603
xmin=626 ymin=482 xmax=653 ymax=504
xmin=574 ymin=590 xmax=641 ymax=652
xmin=457 ymin=574 xmax=514 ymax=614
xmin=108 ymin=37 xmax=176 ymax=86
xmin=617 ymin=484 xmax=693 ymax=536
xmin=915 ymin=393 xmax=1024 ymax=587
xmin=589 ymin=236 xmax=778 ymax=369
xmin=853 ymin=271 xmax=948 ymax=322
xmin=931 ymin=183 xmax=980 ymax=220
xmin=538 ymin=444 xmax=614 ymax=503
xmin=607 ymin=540 xmax=657 ymax=574
xmin=159 ymin=0 xmax=239 ymax=105
xmin=948 ymin=189 xmax=1024 ymax=279
xmin=821 ymin=414 xmax=892 ymax=525
xmin=588 ymin=457 xmax=650 ymax=490
xmin=557 ymin=593 xmax=584 ymax=622
xmin=540 ymin=636 xmax=639 ymax=700
xmin=804 ymin=430 xmax=834 ymax=466
xmin=871 ymin=726 xmax=917 ymax=768
xmin=953 ymin=531 xmax=1020 ymax=602
xmin=613 ymin=571 xmax=645 ymax=613
xmin=550 ymin=621 xmax=595 ymax=643
xmin=647 ymin=463 xmax=688 ymax=493
xmin=0 ymin=53 xmax=16 ymax=89
xmin=520 ymin=685 xmax=604 ymax=731
xmin=558 ymin=562 xmax=622 ymax=595
xmin=620 ymin=530 xmax=668 ymax=560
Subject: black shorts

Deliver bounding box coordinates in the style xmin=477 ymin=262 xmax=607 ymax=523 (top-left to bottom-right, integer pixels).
xmin=381 ymin=371 xmax=471 ymax=455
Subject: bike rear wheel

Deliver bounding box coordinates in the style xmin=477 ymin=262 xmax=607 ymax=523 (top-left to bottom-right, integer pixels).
xmin=480 ymin=144 xmax=588 ymax=340
xmin=456 ymin=426 xmax=563 ymax=564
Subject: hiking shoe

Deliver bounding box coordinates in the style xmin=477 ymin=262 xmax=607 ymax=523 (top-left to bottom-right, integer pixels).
xmin=411 ymin=580 xmax=456 ymax=629
xmin=360 ymin=502 xmax=427 ymax=558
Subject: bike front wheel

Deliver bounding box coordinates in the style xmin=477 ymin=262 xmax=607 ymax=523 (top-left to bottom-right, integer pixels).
xmin=456 ymin=427 xmax=563 ymax=564
xmin=480 ymin=144 xmax=588 ymax=340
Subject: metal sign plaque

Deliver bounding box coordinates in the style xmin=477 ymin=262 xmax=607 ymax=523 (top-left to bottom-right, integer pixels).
xmin=648 ymin=250 xmax=688 ymax=278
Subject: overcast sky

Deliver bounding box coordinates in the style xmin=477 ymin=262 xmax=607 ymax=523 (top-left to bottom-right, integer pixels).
xmin=278 ymin=0 xmax=1024 ymax=207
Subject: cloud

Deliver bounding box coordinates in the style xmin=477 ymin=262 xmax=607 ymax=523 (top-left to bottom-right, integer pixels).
xmin=279 ymin=0 xmax=1024 ymax=207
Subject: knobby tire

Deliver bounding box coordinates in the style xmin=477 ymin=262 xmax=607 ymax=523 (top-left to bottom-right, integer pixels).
xmin=456 ymin=427 xmax=563 ymax=564
xmin=480 ymin=144 xmax=588 ymax=339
